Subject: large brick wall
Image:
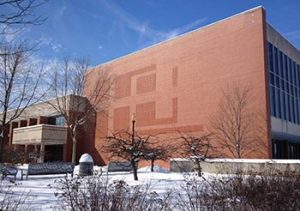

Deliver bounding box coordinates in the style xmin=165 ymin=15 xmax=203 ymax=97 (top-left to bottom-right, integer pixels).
xmin=85 ymin=7 xmax=271 ymax=166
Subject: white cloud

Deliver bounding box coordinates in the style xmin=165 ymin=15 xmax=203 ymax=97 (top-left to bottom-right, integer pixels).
xmin=0 ymin=24 xmax=31 ymax=42
xmin=55 ymin=6 xmax=67 ymax=20
xmin=38 ymin=36 xmax=63 ymax=52
xmin=99 ymin=0 xmax=207 ymax=43
xmin=285 ymin=30 xmax=300 ymax=39
xmin=51 ymin=43 xmax=62 ymax=52
xmin=98 ymin=45 xmax=103 ymax=50
xmin=165 ymin=18 xmax=208 ymax=40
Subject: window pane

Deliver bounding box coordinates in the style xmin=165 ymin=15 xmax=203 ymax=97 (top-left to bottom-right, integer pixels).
xmin=296 ymin=64 xmax=299 ymax=89
xmin=284 ymin=55 xmax=288 ymax=81
xmin=55 ymin=116 xmax=65 ymax=126
xmin=268 ymin=43 xmax=274 ymax=72
xmin=270 ymin=73 xmax=274 ymax=85
xmin=288 ymin=95 xmax=292 ymax=121
xmin=293 ymin=62 xmax=297 ymax=86
xmin=279 ymin=51 xmax=284 ymax=77
xmin=276 ymin=76 xmax=280 ymax=88
xmin=274 ymin=47 xmax=279 ymax=75
xmin=277 ymin=88 xmax=282 ymax=118
xmin=296 ymin=97 xmax=299 ymax=124
xmin=291 ymin=97 xmax=295 ymax=123
xmin=292 ymin=61 xmax=296 ymax=86
xmin=288 ymin=58 xmax=292 ymax=83
xmin=283 ymin=92 xmax=287 ymax=120
xmin=271 ymin=86 xmax=276 ymax=117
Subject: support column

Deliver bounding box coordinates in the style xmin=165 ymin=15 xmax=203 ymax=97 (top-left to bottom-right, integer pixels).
xmin=39 ymin=144 xmax=45 ymax=163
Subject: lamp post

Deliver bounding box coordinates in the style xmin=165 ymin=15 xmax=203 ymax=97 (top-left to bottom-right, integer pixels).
xmin=131 ymin=113 xmax=136 ymax=145
xmin=131 ymin=113 xmax=138 ymax=180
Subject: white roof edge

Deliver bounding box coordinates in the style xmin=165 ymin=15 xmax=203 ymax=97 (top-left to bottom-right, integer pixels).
xmin=266 ymin=22 xmax=300 ymax=53
xmin=13 ymin=124 xmax=68 ymax=130
xmin=88 ymin=6 xmax=264 ymax=74
xmin=1 ymin=94 xmax=86 ymax=117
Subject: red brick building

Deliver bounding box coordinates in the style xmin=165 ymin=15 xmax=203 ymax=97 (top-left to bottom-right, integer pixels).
xmin=5 ymin=7 xmax=300 ymax=166
xmin=83 ymin=6 xmax=300 ymax=165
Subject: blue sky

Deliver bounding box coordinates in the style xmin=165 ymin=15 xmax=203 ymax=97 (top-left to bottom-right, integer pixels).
xmin=12 ymin=0 xmax=300 ymax=66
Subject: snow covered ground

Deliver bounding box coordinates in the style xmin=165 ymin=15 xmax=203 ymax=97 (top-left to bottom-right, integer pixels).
xmin=0 ymin=165 xmax=189 ymax=210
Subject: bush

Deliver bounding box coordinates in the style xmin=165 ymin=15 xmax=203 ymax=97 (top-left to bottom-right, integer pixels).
xmin=53 ymin=169 xmax=300 ymax=210
xmin=2 ymin=146 xmax=40 ymax=164
xmin=53 ymin=174 xmax=172 ymax=211
xmin=0 ymin=180 xmax=30 ymax=210
xmin=176 ymin=170 xmax=300 ymax=211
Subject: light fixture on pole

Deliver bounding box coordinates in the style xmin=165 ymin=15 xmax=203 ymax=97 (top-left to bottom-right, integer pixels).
xmin=131 ymin=113 xmax=136 ymax=145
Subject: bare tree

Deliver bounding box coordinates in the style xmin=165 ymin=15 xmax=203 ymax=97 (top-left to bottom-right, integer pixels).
xmin=210 ymin=84 xmax=261 ymax=158
xmin=0 ymin=0 xmax=46 ymax=33
xmin=0 ymin=42 xmax=44 ymax=162
xmin=143 ymin=143 xmax=170 ymax=172
xmin=178 ymin=132 xmax=212 ymax=177
xmin=48 ymin=57 xmax=111 ymax=163
xmin=104 ymin=130 xmax=153 ymax=181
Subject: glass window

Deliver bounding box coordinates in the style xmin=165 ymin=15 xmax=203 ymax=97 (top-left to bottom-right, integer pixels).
xmin=298 ymin=99 xmax=300 ymax=124
xmin=293 ymin=61 xmax=297 ymax=86
xmin=285 ymin=55 xmax=288 ymax=81
xmin=292 ymin=61 xmax=296 ymax=86
xmin=296 ymin=64 xmax=299 ymax=90
xmin=295 ymin=97 xmax=299 ymax=124
xmin=267 ymin=46 xmax=300 ymax=124
xmin=298 ymin=65 xmax=300 ymax=87
xmin=276 ymin=76 xmax=280 ymax=88
xmin=288 ymin=58 xmax=292 ymax=83
xmin=270 ymin=73 xmax=274 ymax=85
xmin=271 ymin=86 xmax=276 ymax=117
xmin=288 ymin=95 xmax=292 ymax=122
xmin=268 ymin=43 xmax=274 ymax=72
xmin=55 ymin=116 xmax=66 ymax=126
xmin=283 ymin=92 xmax=287 ymax=120
xmin=291 ymin=97 xmax=295 ymax=123
xmin=274 ymin=47 xmax=279 ymax=75
xmin=277 ymin=88 xmax=282 ymax=118
xmin=279 ymin=51 xmax=284 ymax=77
xmin=286 ymin=82 xmax=290 ymax=94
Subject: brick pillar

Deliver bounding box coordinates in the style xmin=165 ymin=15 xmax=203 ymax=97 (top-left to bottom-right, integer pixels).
xmin=39 ymin=144 xmax=45 ymax=163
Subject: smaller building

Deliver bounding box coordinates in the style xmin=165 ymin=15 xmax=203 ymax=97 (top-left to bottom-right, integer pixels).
xmin=3 ymin=95 xmax=87 ymax=163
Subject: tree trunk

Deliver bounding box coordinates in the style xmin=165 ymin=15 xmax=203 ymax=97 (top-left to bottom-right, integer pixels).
xmin=131 ymin=160 xmax=138 ymax=181
xmin=151 ymin=159 xmax=154 ymax=172
xmin=0 ymin=126 xmax=7 ymax=163
xmin=0 ymin=136 xmax=4 ymax=163
xmin=196 ymin=160 xmax=202 ymax=177
xmin=71 ymin=128 xmax=77 ymax=163
xmin=237 ymin=142 xmax=241 ymax=158
xmin=72 ymin=138 xmax=77 ymax=163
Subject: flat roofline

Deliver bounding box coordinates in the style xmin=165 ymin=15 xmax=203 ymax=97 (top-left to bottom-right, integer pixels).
xmin=0 ymin=94 xmax=85 ymax=118
xmin=13 ymin=124 xmax=67 ymax=131
xmin=89 ymin=5 xmax=264 ymax=73
xmin=267 ymin=22 xmax=300 ymax=53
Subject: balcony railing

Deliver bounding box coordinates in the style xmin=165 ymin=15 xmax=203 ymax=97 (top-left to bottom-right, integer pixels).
xmin=12 ymin=124 xmax=67 ymax=145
